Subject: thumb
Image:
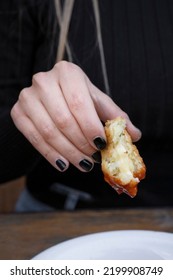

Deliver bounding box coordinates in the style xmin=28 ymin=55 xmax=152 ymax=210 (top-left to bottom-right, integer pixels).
xmin=90 ymin=84 xmax=142 ymax=142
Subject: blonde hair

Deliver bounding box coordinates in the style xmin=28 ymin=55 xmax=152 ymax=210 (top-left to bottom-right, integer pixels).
xmin=54 ymin=0 xmax=110 ymax=96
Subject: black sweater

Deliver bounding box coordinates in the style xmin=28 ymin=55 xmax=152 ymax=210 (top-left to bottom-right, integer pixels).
xmin=0 ymin=0 xmax=58 ymax=181
xmin=1 ymin=0 xmax=173 ymax=207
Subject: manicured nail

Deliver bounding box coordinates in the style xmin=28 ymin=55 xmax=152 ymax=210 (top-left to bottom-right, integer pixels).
xmin=92 ymin=151 xmax=101 ymax=163
xmin=79 ymin=159 xmax=93 ymax=171
xmin=56 ymin=159 xmax=66 ymax=171
xmin=93 ymin=137 xmax=106 ymax=150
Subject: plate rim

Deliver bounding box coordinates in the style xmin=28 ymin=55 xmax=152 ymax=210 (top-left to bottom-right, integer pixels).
xmin=33 ymin=229 xmax=173 ymax=260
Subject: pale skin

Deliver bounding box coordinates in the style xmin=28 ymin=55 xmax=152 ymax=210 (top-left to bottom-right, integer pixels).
xmin=11 ymin=61 xmax=142 ymax=173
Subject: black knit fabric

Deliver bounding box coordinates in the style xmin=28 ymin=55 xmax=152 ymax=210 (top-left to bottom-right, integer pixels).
xmin=0 ymin=0 xmax=173 ymax=207
xmin=0 ymin=0 xmax=58 ymax=182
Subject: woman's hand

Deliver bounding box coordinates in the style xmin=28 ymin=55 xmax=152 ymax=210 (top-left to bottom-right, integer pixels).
xmin=11 ymin=61 xmax=141 ymax=172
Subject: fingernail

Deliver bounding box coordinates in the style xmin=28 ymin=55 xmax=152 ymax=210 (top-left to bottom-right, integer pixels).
xmin=79 ymin=159 xmax=93 ymax=171
xmin=92 ymin=151 xmax=101 ymax=163
xmin=93 ymin=137 xmax=106 ymax=150
xmin=56 ymin=159 xmax=66 ymax=171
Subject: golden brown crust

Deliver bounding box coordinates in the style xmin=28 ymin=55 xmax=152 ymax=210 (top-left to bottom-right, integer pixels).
xmin=101 ymin=117 xmax=146 ymax=198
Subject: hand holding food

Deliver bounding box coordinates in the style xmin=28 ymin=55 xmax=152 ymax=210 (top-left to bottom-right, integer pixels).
xmin=11 ymin=61 xmax=141 ymax=173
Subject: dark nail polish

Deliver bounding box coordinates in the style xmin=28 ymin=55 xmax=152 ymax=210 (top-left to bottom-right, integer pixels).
xmin=79 ymin=159 xmax=93 ymax=171
xmin=93 ymin=137 xmax=106 ymax=150
xmin=92 ymin=151 xmax=101 ymax=163
xmin=56 ymin=159 xmax=66 ymax=171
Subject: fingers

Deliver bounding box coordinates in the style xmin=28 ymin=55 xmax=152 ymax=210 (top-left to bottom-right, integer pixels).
xmin=11 ymin=103 xmax=95 ymax=172
xmin=11 ymin=104 xmax=68 ymax=171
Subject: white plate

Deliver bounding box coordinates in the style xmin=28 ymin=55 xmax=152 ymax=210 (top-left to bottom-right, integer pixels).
xmin=33 ymin=230 xmax=173 ymax=260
